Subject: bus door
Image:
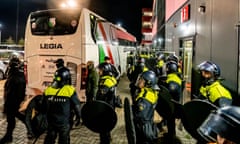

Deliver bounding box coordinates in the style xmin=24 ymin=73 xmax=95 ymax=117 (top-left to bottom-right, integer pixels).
xmin=179 ymin=37 xmax=194 ymax=103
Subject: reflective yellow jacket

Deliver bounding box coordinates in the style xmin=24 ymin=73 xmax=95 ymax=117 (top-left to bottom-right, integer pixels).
xmin=200 ymin=81 xmax=232 ymax=103
xmin=156 ymin=60 xmax=165 ymax=68
xmin=135 ymin=87 xmax=158 ymax=105
xmin=166 ymin=73 xmax=182 ymax=86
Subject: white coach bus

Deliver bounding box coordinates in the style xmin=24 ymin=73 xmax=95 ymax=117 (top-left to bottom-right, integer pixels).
xmin=24 ymin=8 xmax=137 ymax=101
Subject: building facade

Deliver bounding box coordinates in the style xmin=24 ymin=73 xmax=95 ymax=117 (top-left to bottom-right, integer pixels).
xmin=141 ymin=8 xmax=153 ymax=46
xmin=153 ymin=0 xmax=240 ymax=103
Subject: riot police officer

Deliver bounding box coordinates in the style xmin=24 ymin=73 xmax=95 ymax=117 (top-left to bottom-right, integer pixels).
xmin=165 ymin=61 xmax=182 ymax=103
xmin=127 ymin=51 xmax=135 ymax=68
xmin=54 ymin=58 xmax=71 ymax=85
xmin=42 ymin=68 xmax=81 ymax=144
xmin=197 ymin=61 xmax=232 ymax=107
xmin=160 ymin=61 xmax=183 ymax=143
xmin=133 ymin=70 xmax=159 ymax=144
xmin=198 ymin=106 xmax=240 ymax=144
xmin=127 ymin=57 xmax=148 ymax=100
xmin=166 ymin=54 xmax=178 ymax=63
xmin=166 ymin=54 xmax=182 ymax=75
xmin=96 ymin=62 xmax=118 ymax=144
xmin=103 ymin=56 xmax=120 ymax=81
xmin=155 ymin=53 xmax=166 ymax=77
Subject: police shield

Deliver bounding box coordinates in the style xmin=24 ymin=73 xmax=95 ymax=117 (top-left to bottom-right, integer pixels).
xmin=181 ymin=99 xmax=218 ymax=142
xmin=155 ymin=85 xmax=175 ymax=119
xmin=124 ymin=97 xmax=136 ymax=144
xmin=81 ymin=100 xmax=117 ymax=133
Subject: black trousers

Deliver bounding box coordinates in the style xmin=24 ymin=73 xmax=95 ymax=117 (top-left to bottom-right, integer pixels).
xmin=44 ymin=124 xmax=70 ymax=144
xmin=5 ymin=111 xmax=25 ymax=137
xmin=100 ymin=132 xmax=111 ymax=144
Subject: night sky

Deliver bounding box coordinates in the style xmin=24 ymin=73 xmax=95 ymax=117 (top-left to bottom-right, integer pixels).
xmin=0 ymin=0 xmax=152 ymax=42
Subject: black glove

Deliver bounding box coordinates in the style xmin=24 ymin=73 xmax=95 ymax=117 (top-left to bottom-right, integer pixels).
xmin=74 ymin=105 xmax=81 ymax=126
xmin=75 ymin=115 xmax=81 ymax=126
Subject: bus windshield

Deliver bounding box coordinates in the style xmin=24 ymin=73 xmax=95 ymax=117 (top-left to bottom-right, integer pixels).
xmin=30 ymin=9 xmax=81 ymax=35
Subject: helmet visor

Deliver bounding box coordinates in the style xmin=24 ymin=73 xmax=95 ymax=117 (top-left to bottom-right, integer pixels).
xmin=197 ymin=112 xmax=218 ymax=142
xmin=198 ymin=61 xmax=215 ymax=72
xmin=198 ymin=111 xmax=240 ymax=143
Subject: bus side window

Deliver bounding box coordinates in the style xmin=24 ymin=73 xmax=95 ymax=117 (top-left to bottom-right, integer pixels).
xmin=32 ymin=17 xmax=49 ymax=34
xmin=65 ymin=19 xmax=78 ymax=34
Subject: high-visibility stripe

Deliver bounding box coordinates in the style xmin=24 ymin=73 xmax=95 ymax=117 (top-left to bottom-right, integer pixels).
xmin=44 ymin=85 xmax=75 ymax=98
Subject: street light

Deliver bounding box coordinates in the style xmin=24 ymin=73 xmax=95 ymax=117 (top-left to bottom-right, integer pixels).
xmin=60 ymin=0 xmax=78 ymax=8
xmin=117 ymin=22 xmax=122 ymax=27
xmin=0 ymin=23 xmax=2 ymax=44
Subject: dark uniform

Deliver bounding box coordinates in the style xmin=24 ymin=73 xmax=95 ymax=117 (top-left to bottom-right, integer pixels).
xmin=103 ymin=56 xmax=120 ymax=81
xmin=127 ymin=51 xmax=135 ymax=67
xmin=166 ymin=54 xmax=182 ymax=76
xmin=43 ymin=69 xmax=81 ymax=144
xmin=96 ymin=63 xmax=117 ymax=144
xmin=54 ymin=58 xmax=71 ymax=85
xmin=127 ymin=57 xmax=148 ymax=100
xmin=133 ymin=70 xmax=159 ymax=144
xmin=155 ymin=53 xmax=165 ymax=77
xmin=0 ymin=57 xmax=26 ymax=144
xmin=165 ymin=61 xmax=182 ymax=103
xmin=156 ymin=61 xmax=183 ymax=143
xmin=198 ymin=61 xmax=232 ymax=107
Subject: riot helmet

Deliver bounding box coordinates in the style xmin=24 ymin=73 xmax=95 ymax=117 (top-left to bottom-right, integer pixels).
xmin=136 ymin=70 xmax=160 ymax=90
xmin=136 ymin=57 xmax=145 ymax=67
xmin=54 ymin=58 xmax=64 ymax=69
xmin=166 ymin=54 xmax=179 ymax=63
xmin=52 ymin=68 xmax=71 ymax=88
xmin=213 ymin=63 xmax=221 ymax=78
xmin=156 ymin=53 xmax=165 ymax=61
xmin=198 ymin=106 xmax=240 ymax=143
xmin=6 ymin=57 xmax=22 ymax=76
xmin=166 ymin=61 xmax=178 ymax=74
xmin=198 ymin=61 xmax=221 ymax=85
xmin=9 ymin=57 xmax=21 ymax=68
xmin=198 ymin=61 xmax=220 ymax=78
xmin=104 ymin=56 xmax=110 ymax=61
xmin=129 ymin=51 xmax=134 ymax=55
xmin=98 ymin=63 xmax=112 ymax=76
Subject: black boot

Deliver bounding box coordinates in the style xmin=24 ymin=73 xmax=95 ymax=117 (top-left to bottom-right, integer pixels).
xmin=0 ymin=135 xmax=13 ymax=144
xmin=27 ymin=131 xmax=35 ymax=140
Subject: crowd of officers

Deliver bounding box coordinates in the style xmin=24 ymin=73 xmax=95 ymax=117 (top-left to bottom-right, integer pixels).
xmin=127 ymin=52 xmax=184 ymax=144
xmin=126 ymin=51 xmax=238 ymax=144
xmin=0 ymin=51 xmax=239 ymax=144
xmin=0 ymin=56 xmax=122 ymax=144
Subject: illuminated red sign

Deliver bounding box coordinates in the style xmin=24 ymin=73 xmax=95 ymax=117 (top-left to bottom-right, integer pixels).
xmin=181 ymin=4 xmax=190 ymax=23
xmin=166 ymin=0 xmax=187 ymax=21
